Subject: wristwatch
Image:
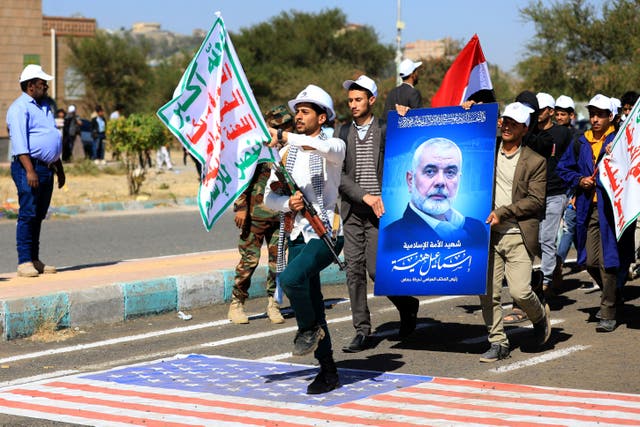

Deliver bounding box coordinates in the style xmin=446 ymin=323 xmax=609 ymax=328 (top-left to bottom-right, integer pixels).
xmin=277 ymin=128 xmax=284 ymax=145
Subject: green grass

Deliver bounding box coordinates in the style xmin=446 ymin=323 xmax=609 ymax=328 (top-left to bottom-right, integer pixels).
xmin=63 ymin=160 xmax=126 ymax=176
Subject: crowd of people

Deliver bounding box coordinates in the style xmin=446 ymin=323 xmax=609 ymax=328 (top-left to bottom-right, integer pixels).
xmin=7 ymin=61 xmax=639 ymax=395
xmin=225 ymin=61 xmax=639 ymax=394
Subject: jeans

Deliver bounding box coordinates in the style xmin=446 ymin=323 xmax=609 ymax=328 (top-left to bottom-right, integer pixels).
xmin=539 ymin=194 xmax=567 ymax=284
xmin=93 ymin=133 xmax=106 ymax=160
xmin=557 ymin=203 xmax=577 ymax=262
xmin=279 ymin=235 xmax=344 ymax=360
xmin=11 ymin=159 xmax=54 ymax=265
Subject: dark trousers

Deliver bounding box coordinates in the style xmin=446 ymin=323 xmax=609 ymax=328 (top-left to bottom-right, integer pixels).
xmin=94 ymin=133 xmax=106 ymax=160
xmin=279 ymin=235 xmax=344 ymax=360
xmin=11 ymin=159 xmax=54 ymax=265
xmin=343 ymin=211 xmax=419 ymax=335
xmin=585 ymin=206 xmax=618 ymax=320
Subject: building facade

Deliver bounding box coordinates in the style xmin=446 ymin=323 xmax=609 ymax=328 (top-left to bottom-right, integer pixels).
xmin=0 ymin=0 xmax=95 ymax=141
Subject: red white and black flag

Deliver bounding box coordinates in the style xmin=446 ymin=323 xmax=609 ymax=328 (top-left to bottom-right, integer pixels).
xmin=431 ymin=34 xmax=494 ymax=108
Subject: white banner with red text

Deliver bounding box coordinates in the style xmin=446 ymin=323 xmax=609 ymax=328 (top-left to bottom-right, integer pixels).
xmin=600 ymin=97 xmax=640 ymax=240
xmin=157 ymin=12 xmax=276 ymax=230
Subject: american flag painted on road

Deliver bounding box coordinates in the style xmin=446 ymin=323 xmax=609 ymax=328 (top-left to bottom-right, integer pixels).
xmin=1 ymin=354 xmax=640 ymax=426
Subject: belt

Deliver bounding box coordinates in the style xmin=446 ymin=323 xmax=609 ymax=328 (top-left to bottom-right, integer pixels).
xmin=32 ymin=158 xmax=52 ymax=168
xmin=12 ymin=156 xmax=52 ymax=168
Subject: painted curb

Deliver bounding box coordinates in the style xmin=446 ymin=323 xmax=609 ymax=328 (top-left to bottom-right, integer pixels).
xmin=49 ymin=197 xmax=198 ymax=216
xmin=0 ymin=263 xmax=346 ymax=340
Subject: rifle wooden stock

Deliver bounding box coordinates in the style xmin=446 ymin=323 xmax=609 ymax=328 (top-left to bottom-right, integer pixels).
xmin=273 ymin=165 xmax=345 ymax=270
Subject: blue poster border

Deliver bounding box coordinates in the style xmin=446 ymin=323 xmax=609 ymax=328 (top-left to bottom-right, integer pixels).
xmin=375 ymin=103 xmax=499 ymax=296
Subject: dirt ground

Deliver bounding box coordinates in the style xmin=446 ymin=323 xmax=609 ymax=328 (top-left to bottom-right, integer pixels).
xmin=0 ymin=150 xmax=201 ymax=215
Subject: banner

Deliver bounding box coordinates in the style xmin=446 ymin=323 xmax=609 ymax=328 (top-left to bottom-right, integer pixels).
xmin=375 ymin=104 xmax=499 ymax=296
xmin=157 ymin=12 xmax=276 ymax=230
xmin=600 ymin=97 xmax=640 ymax=240
xmin=431 ymin=34 xmax=493 ymax=108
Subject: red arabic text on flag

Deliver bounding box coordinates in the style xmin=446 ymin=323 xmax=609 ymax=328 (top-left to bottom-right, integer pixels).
xmin=157 ymin=12 xmax=276 ymax=230
xmin=431 ymin=34 xmax=493 ymax=108
xmin=600 ymin=97 xmax=640 ymax=240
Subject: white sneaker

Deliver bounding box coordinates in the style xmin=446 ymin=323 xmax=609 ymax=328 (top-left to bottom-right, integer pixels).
xmin=17 ymin=262 xmax=39 ymax=277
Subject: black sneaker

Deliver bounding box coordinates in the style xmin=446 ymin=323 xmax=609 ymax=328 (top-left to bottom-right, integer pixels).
xmin=342 ymin=333 xmax=369 ymax=353
xmin=533 ymin=312 xmax=551 ymax=347
xmin=307 ymin=369 xmax=340 ymax=394
xmin=596 ymin=318 xmax=616 ymax=332
xmin=479 ymin=343 xmax=510 ymax=363
xmin=293 ymin=327 xmax=325 ymax=356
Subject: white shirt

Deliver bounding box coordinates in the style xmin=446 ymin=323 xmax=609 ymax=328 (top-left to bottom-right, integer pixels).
xmin=265 ymin=132 xmax=345 ymax=242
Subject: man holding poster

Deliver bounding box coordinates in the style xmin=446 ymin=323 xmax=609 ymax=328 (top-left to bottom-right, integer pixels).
xmin=339 ymin=75 xmax=419 ymax=353
xmin=480 ymin=102 xmax=550 ymax=362
xmin=264 ymin=84 xmax=345 ymax=395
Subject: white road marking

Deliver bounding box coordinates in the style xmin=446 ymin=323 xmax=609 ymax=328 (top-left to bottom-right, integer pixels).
xmin=0 ymin=318 xmax=232 ymax=364
xmin=0 ymin=295 xmax=463 ymax=364
xmin=459 ymin=318 xmax=565 ymax=345
xmin=258 ymin=353 xmax=293 ymax=362
xmin=488 ymin=345 xmax=591 ymax=373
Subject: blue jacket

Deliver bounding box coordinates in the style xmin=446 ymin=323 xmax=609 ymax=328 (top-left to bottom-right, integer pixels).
xmin=556 ymin=131 xmax=633 ymax=268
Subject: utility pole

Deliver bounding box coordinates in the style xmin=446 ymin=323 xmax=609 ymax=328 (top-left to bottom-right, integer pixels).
xmin=395 ymin=0 xmax=404 ymax=85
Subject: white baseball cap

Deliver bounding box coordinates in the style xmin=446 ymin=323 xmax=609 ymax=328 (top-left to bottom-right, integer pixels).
xmin=68 ymin=105 xmax=76 ymax=113
xmin=398 ymin=59 xmax=422 ymax=78
xmin=536 ymin=92 xmax=555 ymax=110
xmin=502 ymin=102 xmax=534 ymax=127
xmin=610 ymin=97 xmax=621 ymax=116
xmin=587 ymin=94 xmax=612 ymax=112
xmin=342 ymin=75 xmax=378 ymax=98
xmin=555 ymin=95 xmax=575 ymax=110
xmin=19 ymin=64 xmax=53 ymax=83
xmin=288 ymin=84 xmax=335 ymax=121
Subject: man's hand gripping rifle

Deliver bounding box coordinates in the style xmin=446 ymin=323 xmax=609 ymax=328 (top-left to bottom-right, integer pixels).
xmin=270 ymin=164 xmax=346 ymax=270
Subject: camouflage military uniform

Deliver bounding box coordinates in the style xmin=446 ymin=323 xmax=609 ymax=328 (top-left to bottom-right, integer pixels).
xmin=232 ymin=162 xmax=280 ymax=301
xmin=232 ymin=105 xmax=292 ymax=302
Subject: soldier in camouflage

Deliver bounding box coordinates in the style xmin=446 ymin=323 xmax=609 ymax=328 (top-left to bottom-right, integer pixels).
xmin=228 ymin=105 xmax=293 ymax=324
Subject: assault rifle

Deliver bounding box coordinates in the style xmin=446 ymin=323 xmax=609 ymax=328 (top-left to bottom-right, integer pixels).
xmin=270 ymin=164 xmax=346 ymax=270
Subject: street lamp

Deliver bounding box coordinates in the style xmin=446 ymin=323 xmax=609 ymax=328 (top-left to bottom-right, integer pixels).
xmin=395 ymin=0 xmax=404 ymax=85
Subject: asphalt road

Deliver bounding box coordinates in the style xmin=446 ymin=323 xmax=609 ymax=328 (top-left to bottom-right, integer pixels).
xmin=1 ymin=208 xmax=640 ymax=425
xmin=0 ymin=207 xmax=240 ymax=274
xmin=1 ymin=268 xmax=640 ymax=425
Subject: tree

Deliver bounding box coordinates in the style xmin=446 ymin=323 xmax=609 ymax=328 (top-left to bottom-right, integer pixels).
xmin=139 ymin=53 xmax=192 ymax=114
xmin=107 ymin=114 xmax=171 ymax=194
xmin=67 ymin=31 xmax=151 ymax=113
xmin=517 ymin=0 xmax=640 ymax=99
xmin=231 ymin=8 xmax=394 ymax=113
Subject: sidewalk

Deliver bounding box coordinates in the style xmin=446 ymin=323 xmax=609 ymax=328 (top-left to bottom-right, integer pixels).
xmin=0 ymin=248 xmax=346 ymax=340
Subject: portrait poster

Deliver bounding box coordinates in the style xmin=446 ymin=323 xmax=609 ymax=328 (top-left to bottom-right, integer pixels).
xmin=375 ymin=103 xmax=499 ymax=296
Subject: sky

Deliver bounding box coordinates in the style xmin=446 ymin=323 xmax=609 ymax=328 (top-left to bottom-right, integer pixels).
xmin=42 ymin=0 xmax=606 ymax=73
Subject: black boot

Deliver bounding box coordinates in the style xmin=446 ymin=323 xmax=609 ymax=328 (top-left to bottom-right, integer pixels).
xmin=307 ymin=355 xmax=340 ymax=394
